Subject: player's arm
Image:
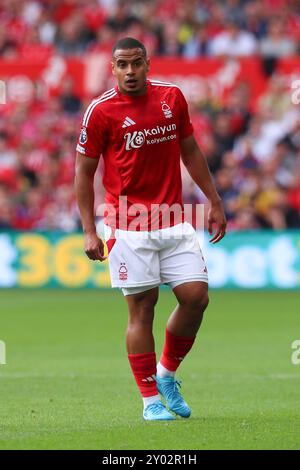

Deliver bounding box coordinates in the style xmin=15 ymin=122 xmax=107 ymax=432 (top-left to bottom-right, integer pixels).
xmin=75 ymin=152 xmax=106 ymax=261
xmin=180 ymin=134 xmax=227 ymax=243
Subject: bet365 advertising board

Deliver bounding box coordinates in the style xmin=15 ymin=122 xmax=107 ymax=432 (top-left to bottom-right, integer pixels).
xmin=0 ymin=231 xmax=299 ymax=289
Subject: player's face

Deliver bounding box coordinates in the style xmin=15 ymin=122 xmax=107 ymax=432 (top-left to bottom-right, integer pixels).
xmin=112 ymin=48 xmax=150 ymax=96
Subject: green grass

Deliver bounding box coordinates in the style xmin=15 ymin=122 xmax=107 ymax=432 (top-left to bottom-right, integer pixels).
xmin=0 ymin=289 xmax=299 ymax=450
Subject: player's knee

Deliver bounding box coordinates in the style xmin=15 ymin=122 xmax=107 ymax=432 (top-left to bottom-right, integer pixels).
xmin=136 ymin=289 xmax=158 ymax=309
xmin=128 ymin=307 xmax=154 ymax=331
xmin=191 ymin=293 xmax=209 ymax=313
xmin=181 ymin=290 xmax=209 ymax=313
xmin=200 ymin=292 xmax=209 ymax=312
xmin=127 ymin=288 xmax=158 ymax=326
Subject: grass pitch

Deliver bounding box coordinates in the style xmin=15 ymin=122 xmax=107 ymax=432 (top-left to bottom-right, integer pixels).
xmin=0 ymin=289 xmax=299 ymax=450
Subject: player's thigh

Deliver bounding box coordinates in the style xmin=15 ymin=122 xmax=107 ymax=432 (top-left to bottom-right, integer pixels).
xmin=159 ymin=224 xmax=208 ymax=288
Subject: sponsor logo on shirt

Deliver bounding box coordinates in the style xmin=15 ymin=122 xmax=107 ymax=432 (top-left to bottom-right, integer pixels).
xmin=124 ymin=131 xmax=145 ymax=150
xmin=124 ymin=124 xmax=177 ymax=150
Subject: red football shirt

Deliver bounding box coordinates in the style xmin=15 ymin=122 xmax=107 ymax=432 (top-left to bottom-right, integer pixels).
xmin=76 ymin=79 xmax=194 ymax=230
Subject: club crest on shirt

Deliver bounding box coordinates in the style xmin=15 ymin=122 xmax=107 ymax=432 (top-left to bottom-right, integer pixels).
xmin=161 ymin=101 xmax=173 ymax=119
xmin=79 ymin=127 xmax=88 ymax=144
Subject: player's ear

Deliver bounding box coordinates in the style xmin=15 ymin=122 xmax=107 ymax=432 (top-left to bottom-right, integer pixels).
xmin=146 ymin=58 xmax=150 ymax=72
xmin=111 ymin=61 xmax=116 ymax=76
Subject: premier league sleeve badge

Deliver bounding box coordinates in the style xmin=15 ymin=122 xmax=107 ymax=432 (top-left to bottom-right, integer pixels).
xmin=79 ymin=127 xmax=88 ymax=145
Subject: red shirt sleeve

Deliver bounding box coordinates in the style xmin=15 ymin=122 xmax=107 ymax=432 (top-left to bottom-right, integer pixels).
xmin=76 ymin=103 xmax=107 ymax=159
xmin=177 ymin=88 xmax=194 ymax=140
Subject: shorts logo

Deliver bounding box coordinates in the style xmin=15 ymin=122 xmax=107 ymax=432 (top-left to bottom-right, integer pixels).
xmin=161 ymin=101 xmax=172 ymax=119
xmin=124 ymin=131 xmax=145 ymax=150
xmin=79 ymin=127 xmax=87 ymax=144
xmin=119 ymin=262 xmax=128 ymax=281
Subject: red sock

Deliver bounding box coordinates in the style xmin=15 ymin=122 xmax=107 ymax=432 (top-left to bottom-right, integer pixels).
xmin=159 ymin=329 xmax=196 ymax=372
xmin=128 ymin=352 xmax=158 ymax=397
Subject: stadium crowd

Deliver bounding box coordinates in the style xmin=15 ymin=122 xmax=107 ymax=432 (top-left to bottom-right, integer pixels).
xmin=2 ymin=0 xmax=300 ymax=59
xmin=0 ymin=0 xmax=300 ymax=231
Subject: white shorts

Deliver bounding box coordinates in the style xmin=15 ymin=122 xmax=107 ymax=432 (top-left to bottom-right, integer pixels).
xmin=104 ymin=222 xmax=208 ymax=296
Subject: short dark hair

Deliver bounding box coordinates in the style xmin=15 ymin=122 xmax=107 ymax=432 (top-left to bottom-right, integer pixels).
xmin=112 ymin=37 xmax=147 ymax=58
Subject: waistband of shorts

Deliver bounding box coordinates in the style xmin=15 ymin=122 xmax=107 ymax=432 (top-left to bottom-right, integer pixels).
xmin=104 ymin=222 xmax=194 ymax=239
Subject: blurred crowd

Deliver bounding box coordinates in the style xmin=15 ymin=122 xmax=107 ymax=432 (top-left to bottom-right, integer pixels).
xmin=1 ymin=0 xmax=300 ymax=59
xmin=183 ymin=76 xmax=300 ymax=230
xmin=0 ymin=0 xmax=300 ymax=231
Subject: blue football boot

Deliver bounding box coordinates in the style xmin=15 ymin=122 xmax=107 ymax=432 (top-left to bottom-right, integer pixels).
xmin=156 ymin=376 xmax=191 ymax=418
xmin=143 ymin=400 xmax=175 ymax=421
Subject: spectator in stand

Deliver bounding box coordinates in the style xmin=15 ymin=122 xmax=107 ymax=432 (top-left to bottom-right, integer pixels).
xmin=106 ymin=1 xmax=138 ymax=32
xmin=223 ymin=0 xmax=248 ymax=27
xmin=19 ymin=25 xmax=54 ymax=60
xmin=125 ymin=19 xmax=158 ymax=57
xmin=260 ymin=17 xmax=296 ymax=58
xmin=0 ymin=133 xmax=18 ymax=174
xmin=175 ymin=1 xmax=196 ymax=51
xmin=244 ymin=0 xmax=268 ymax=39
xmin=0 ymin=184 xmax=13 ymax=229
xmin=214 ymin=167 xmax=240 ymax=223
xmin=55 ymin=13 xmax=91 ymax=56
xmin=59 ymin=76 xmax=82 ymax=114
xmin=231 ymin=207 xmax=259 ymax=230
xmin=287 ymin=172 xmax=300 ymax=227
xmin=87 ymin=24 xmax=116 ymax=54
xmin=224 ymin=83 xmax=252 ymax=136
xmin=160 ymin=20 xmax=182 ymax=56
xmin=37 ymin=7 xmax=57 ymax=45
xmin=209 ymin=17 xmax=258 ymax=57
xmin=82 ymin=0 xmax=107 ymax=34
xmin=0 ymin=28 xmax=18 ymax=58
xmin=213 ymin=112 xmax=235 ymax=157
xmin=182 ymin=24 xmax=210 ymax=58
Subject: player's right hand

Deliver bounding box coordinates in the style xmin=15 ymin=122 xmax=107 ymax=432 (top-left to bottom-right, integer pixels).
xmin=84 ymin=232 xmax=107 ymax=262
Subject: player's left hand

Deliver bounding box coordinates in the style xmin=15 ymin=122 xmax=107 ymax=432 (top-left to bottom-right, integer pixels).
xmin=208 ymin=200 xmax=227 ymax=243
